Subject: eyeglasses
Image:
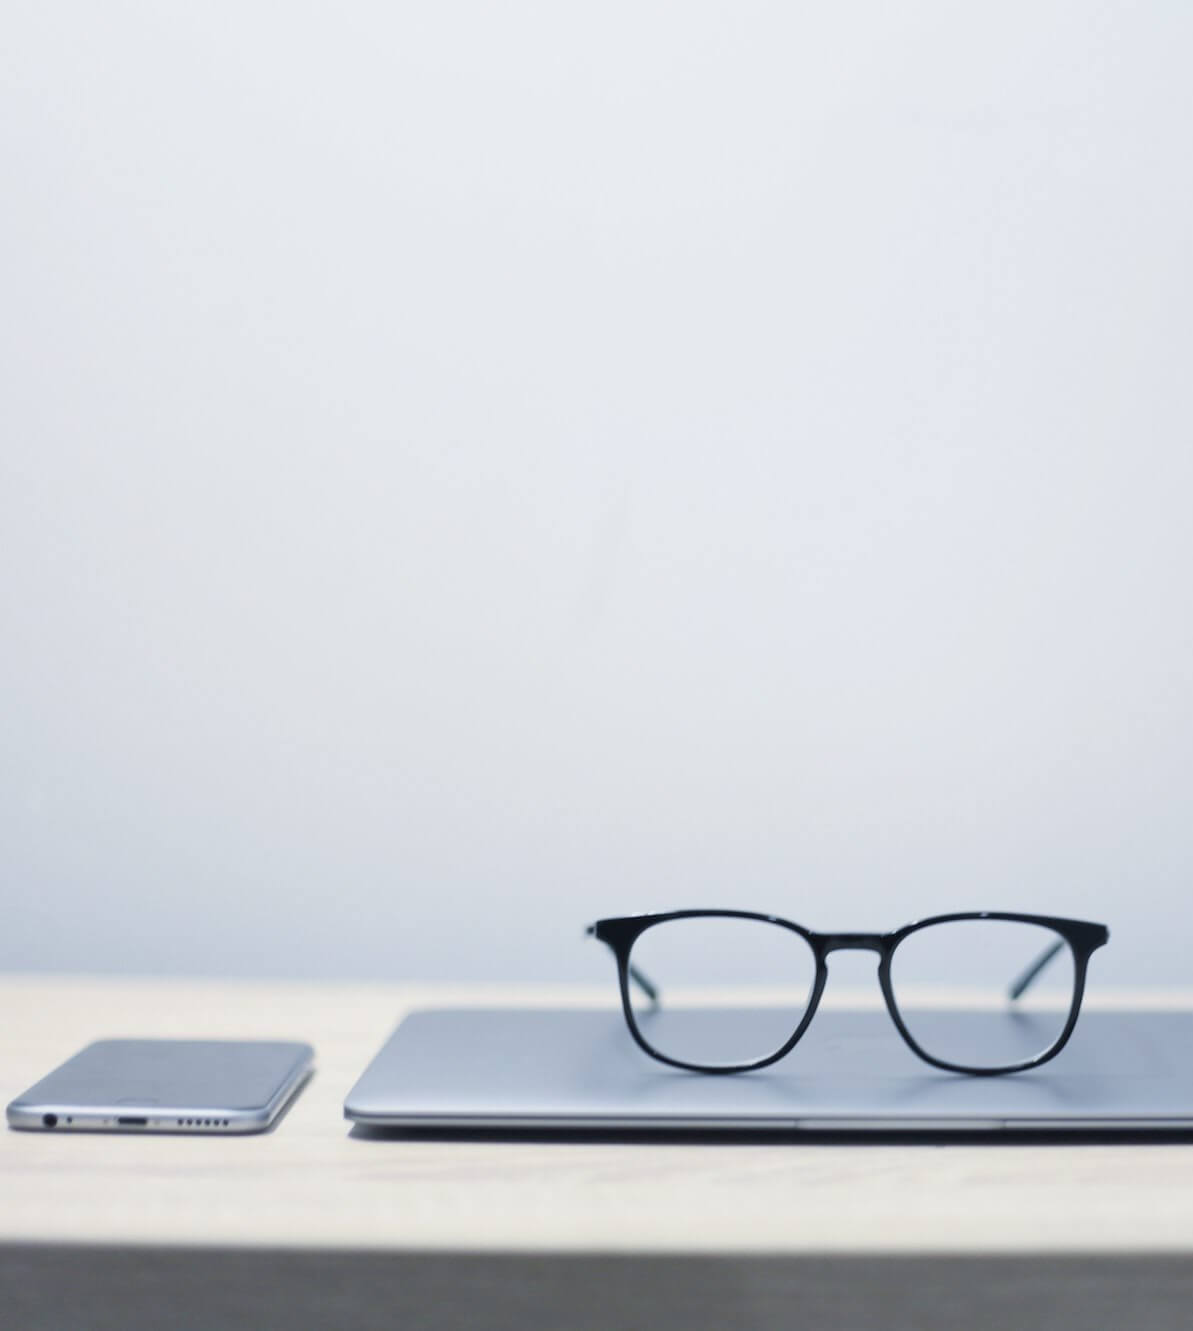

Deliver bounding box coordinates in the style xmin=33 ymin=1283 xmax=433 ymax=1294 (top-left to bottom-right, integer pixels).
xmin=587 ymin=911 xmax=1110 ymax=1075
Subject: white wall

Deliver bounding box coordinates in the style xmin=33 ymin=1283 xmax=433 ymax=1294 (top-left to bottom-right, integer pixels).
xmin=3 ymin=1 xmax=1191 ymax=986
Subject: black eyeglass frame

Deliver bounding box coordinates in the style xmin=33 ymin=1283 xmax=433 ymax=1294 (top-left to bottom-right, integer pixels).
xmin=589 ymin=909 xmax=1110 ymax=1076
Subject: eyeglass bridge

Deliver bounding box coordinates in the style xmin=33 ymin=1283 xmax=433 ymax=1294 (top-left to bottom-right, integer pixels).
xmin=819 ymin=933 xmax=886 ymax=954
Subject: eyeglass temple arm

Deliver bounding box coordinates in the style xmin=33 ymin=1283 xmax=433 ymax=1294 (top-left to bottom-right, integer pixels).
xmin=626 ymin=962 xmax=661 ymax=1003
xmin=1007 ymin=939 xmax=1065 ymax=1001
xmin=585 ymin=926 xmax=661 ymax=1005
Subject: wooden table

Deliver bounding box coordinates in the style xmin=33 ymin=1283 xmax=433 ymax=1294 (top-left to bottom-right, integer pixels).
xmin=2 ymin=975 xmax=1192 ymax=1330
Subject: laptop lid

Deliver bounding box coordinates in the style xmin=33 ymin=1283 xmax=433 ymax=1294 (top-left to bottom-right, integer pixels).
xmin=344 ymin=1007 xmax=1193 ymax=1133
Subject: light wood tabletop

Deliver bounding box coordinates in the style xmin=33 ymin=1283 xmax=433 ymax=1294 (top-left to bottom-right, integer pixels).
xmin=3 ymin=974 xmax=1193 ymax=1330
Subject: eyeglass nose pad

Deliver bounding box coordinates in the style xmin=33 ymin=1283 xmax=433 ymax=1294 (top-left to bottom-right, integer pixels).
xmin=818 ymin=948 xmax=882 ymax=1001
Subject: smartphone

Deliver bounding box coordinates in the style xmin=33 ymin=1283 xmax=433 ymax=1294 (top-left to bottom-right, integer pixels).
xmin=6 ymin=1039 xmax=314 ymax=1134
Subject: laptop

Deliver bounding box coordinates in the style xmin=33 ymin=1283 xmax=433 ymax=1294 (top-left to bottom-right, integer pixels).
xmin=343 ymin=1006 xmax=1193 ymax=1133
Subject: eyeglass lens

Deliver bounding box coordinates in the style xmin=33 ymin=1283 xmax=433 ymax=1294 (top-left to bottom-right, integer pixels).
xmin=627 ymin=916 xmax=817 ymax=1069
xmin=889 ymin=918 xmax=1076 ymax=1068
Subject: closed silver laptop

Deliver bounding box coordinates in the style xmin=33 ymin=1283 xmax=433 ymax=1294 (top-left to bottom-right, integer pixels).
xmin=344 ymin=1007 xmax=1193 ymax=1132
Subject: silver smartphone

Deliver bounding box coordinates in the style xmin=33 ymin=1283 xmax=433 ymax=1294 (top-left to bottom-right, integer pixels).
xmin=6 ymin=1038 xmax=315 ymax=1134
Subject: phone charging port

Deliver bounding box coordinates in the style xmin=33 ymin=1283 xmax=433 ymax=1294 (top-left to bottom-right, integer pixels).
xmin=117 ymin=1116 xmax=148 ymax=1126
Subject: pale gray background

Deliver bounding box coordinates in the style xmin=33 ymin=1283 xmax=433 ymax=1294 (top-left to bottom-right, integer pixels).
xmin=2 ymin=2 xmax=1191 ymax=984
